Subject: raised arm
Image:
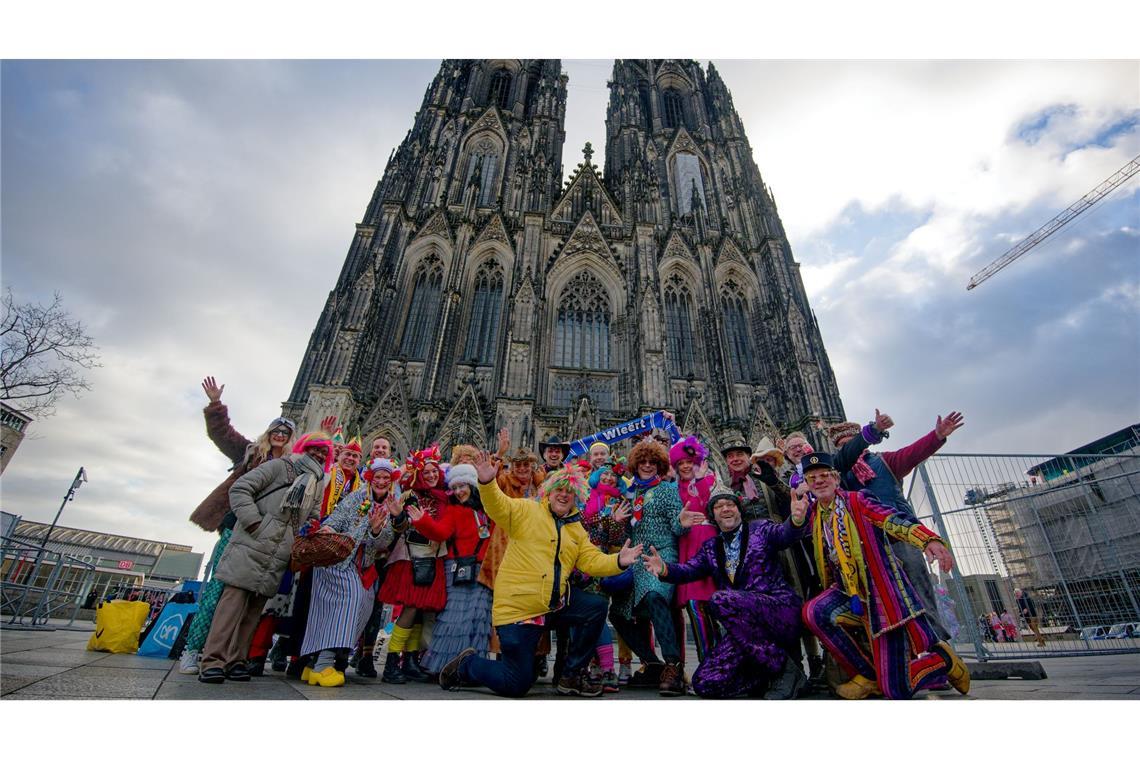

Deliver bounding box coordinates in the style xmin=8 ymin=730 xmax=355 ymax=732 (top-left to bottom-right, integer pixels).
xmin=880 ymin=412 xmax=963 ymax=480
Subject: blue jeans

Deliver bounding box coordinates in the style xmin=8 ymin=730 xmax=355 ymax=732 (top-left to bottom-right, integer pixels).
xmin=461 ymin=590 xmax=608 ymax=698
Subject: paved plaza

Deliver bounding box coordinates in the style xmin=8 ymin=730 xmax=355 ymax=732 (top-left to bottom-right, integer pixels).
xmin=2 ymin=622 xmax=1138 ymax=700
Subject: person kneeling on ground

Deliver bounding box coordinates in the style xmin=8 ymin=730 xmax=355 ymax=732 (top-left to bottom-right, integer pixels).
xmin=438 ymin=451 xmax=644 ymax=698
xmin=642 ymin=483 xmax=811 ymax=699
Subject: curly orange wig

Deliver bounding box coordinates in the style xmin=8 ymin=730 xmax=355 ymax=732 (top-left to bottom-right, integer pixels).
xmin=628 ymin=438 xmax=670 ymax=477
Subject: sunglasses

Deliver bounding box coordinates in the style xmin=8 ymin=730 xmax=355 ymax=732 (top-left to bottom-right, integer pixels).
xmin=269 ymin=428 xmax=292 ymax=437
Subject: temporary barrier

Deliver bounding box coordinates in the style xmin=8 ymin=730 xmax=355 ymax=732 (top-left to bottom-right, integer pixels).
xmin=905 ymin=446 xmax=1140 ymax=660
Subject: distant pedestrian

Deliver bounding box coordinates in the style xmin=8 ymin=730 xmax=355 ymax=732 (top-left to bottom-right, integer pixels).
xmin=1016 ymin=589 xmax=1047 ymax=647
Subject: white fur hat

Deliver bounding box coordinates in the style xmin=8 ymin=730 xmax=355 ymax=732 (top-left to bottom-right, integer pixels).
xmin=446 ymin=463 xmax=479 ymax=490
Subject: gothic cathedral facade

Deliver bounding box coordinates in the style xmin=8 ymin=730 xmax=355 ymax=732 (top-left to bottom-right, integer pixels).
xmin=283 ymin=59 xmax=845 ymax=467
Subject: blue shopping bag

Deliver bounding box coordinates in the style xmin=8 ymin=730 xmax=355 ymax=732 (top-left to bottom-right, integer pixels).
xmin=137 ymin=601 xmax=197 ymax=658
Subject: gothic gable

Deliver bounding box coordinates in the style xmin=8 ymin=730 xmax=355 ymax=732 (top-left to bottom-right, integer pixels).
xmin=660 ymin=229 xmax=695 ymax=264
xmin=362 ymin=366 xmax=416 ymax=456
xmin=747 ymin=395 xmax=779 ymax=447
xmin=680 ymin=396 xmax=726 ymax=473
xmin=550 ymin=211 xmax=619 ymax=270
xmin=552 ymin=152 xmax=623 ymax=225
xmin=464 ymin=106 xmax=509 ymax=146
xmin=716 ymin=236 xmax=748 ymax=267
xmin=666 ymin=126 xmax=705 ymax=162
xmin=435 ymin=383 xmax=489 ymax=453
xmin=473 ymin=213 xmax=512 ymax=250
xmin=413 ymin=209 xmax=452 ymax=245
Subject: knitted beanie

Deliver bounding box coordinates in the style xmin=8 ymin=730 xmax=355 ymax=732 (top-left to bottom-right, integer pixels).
xmin=446 ymin=463 xmax=479 ymax=490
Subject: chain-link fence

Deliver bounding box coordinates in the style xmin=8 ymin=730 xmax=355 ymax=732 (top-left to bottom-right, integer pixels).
xmin=905 ymin=446 xmax=1140 ymax=660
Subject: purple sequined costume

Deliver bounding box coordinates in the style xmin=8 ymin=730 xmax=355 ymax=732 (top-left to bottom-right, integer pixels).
xmin=663 ymin=517 xmax=808 ymax=698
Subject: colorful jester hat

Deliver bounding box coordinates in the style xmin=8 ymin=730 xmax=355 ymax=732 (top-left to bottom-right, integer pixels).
xmin=401 ymin=443 xmax=443 ymax=490
xmin=669 ymin=435 xmax=708 ymax=469
xmin=345 ymin=435 xmax=363 ymax=454
xmin=292 ymin=433 xmax=335 ymax=474
xmin=540 ymin=465 xmax=591 ymax=505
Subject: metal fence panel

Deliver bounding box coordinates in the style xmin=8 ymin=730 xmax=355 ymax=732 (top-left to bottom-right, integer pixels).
xmin=906 ymin=448 xmax=1140 ymax=660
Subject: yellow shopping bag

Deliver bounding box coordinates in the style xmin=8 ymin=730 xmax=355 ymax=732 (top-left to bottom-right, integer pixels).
xmin=86 ymin=600 xmax=151 ymax=654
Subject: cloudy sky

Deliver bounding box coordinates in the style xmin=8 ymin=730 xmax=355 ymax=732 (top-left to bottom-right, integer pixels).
xmin=3 ymin=58 xmax=1138 ymax=559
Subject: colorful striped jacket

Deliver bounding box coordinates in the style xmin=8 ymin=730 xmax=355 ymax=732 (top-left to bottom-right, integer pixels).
xmin=810 ymin=488 xmax=944 ymax=638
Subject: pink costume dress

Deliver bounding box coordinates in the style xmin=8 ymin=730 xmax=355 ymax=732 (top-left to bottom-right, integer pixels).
xmin=675 ymin=472 xmax=718 ymax=607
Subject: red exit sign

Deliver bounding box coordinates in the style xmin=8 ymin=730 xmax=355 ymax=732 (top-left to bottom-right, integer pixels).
xmin=117 ymin=560 xmax=134 ymax=570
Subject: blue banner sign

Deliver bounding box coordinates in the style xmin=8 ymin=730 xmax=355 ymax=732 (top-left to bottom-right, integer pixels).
xmin=567 ymin=411 xmax=680 ymax=458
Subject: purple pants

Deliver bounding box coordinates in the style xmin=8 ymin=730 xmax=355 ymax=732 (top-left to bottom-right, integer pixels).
xmin=691 ymin=589 xmax=801 ymax=699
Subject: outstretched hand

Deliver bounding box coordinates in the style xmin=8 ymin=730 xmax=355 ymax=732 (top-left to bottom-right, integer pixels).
xmin=641 ymin=545 xmax=665 ymax=576
xmin=320 ymin=415 xmax=338 ymax=435
xmin=874 ymin=408 xmax=894 ymax=433
xmin=935 ymin=411 xmax=965 ymax=440
xmin=612 ymin=503 xmax=632 ymax=524
xmin=679 ymin=509 xmax=707 ymax=528
xmin=474 ymin=450 xmax=498 ymax=484
xmin=405 ymin=503 xmax=425 ymax=522
xmin=618 ymin=539 xmax=644 ymax=569
xmin=496 ymin=427 xmax=510 ymax=457
xmin=369 ymin=507 xmax=389 ymax=535
xmin=202 ymin=376 xmax=224 ymax=403
xmin=925 ymin=541 xmax=955 ymax=573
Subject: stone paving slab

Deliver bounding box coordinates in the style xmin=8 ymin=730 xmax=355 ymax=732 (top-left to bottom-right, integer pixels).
xmin=92 ymin=655 xmax=178 ymax=670
xmin=1 ymin=649 xmax=111 ymax=668
xmin=6 ymin=666 xmax=166 ymax=699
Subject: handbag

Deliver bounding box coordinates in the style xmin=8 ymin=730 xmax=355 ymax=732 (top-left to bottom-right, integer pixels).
xmin=452 ymin=534 xmax=487 ymax=586
xmin=291 ymin=531 xmax=355 ymax=568
xmin=411 ymin=556 xmax=437 ymax=587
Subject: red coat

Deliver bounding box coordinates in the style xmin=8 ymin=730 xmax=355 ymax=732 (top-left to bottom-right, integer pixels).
xmin=411 ymin=501 xmax=493 ymax=561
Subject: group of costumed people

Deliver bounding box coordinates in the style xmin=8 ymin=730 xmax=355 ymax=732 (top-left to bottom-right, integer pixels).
xmin=183 ymin=375 xmax=971 ymax=700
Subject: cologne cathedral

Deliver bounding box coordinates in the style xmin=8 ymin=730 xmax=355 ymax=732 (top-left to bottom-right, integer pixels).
xmin=283 ymin=59 xmax=845 ymax=466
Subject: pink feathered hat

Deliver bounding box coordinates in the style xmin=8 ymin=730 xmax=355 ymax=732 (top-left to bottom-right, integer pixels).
xmin=292 ymin=433 xmax=335 ymax=473
xmin=669 ymin=435 xmax=708 ymax=469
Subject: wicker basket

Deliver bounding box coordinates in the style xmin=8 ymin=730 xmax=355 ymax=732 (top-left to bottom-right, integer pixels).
xmin=291 ymin=532 xmax=355 ymax=568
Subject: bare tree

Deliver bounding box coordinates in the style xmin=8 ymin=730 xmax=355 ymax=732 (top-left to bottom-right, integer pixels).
xmin=1 ymin=288 xmax=102 ymax=417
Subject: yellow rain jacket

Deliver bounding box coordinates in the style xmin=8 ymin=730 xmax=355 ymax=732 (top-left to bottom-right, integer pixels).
xmin=479 ymin=479 xmax=623 ymax=626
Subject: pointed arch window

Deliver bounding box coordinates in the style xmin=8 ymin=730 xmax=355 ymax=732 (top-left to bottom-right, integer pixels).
xmin=399 ymin=253 xmax=444 ymax=361
xmin=462 ymin=138 xmax=500 ymax=207
xmin=721 ymin=280 xmax=758 ymax=382
xmin=554 ymin=271 xmax=611 ymax=370
xmin=638 ymin=82 xmax=653 ymax=130
xmin=463 ymin=259 xmax=505 ymax=365
xmin=662 ymin=88 xmax=685 ymax=130
xmin=664 ymin=275 xmax=698 ymax=378
xmin=489 ymin=68 xmax=512 ymax=111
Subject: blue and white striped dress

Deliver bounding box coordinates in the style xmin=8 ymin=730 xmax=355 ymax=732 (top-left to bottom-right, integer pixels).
xmin=300 ymin=489 xmax=393 ymax=656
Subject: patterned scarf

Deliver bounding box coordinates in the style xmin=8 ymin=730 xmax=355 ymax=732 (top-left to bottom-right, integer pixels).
xmin=729 ymin=468 xmax=760 ymax=502
xmin=629 ymin=474 xmax=662 ymax=528
xmin=851 ymin=452 xmax=877 ymax=486
xmin=723 ymin=526 xmax=743 ymax=583
xmin=821 ymin=493 xmax=867 ymax=615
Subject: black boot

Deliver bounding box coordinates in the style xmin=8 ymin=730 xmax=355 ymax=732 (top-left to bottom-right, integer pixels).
xmin=402 ymin=650 xmax=430 ymax=682
xmin=381 ymin=652 xmax=407 ymax=684
xmin=356 ymin=650 xmax=378 ymax=678
xmin=247 ymin=657 xmax=266 ymax=677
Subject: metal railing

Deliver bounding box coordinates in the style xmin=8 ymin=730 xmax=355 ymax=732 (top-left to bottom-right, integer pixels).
xmin=1 ymin=534 xmax=98 ymax=628
xmin=905 ymin=448 xmax=1140 ymax=660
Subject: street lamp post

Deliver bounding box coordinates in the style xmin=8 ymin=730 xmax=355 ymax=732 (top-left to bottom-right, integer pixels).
xmin=8 ymin=467 xmax=87 ymax=625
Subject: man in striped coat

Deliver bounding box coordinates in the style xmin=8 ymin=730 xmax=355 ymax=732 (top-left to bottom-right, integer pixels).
xmin=798 ymin=452 xmax=971 ymax=700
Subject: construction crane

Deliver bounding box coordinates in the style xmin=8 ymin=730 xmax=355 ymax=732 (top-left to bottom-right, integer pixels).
xmin=967 ymin=154 xmax=1140 ymax=290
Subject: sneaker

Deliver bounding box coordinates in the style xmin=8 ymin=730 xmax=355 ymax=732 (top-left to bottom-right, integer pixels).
xmin=439 ymin=647 xmax=476 ymax=691
xmin=658 ymin=662 xmax=686 ymax=697
xmin=197 ymin=667 xmax=225 ymax=685
xmin=557 ymin=671 xmax=604 ymax=697
xmin=178 ymin=649 xmax=200 ymax=675
xmin=601 ymin=670 xmax=620 ymax=693
xmin=617 ymin=662 xmax=632 ymax=684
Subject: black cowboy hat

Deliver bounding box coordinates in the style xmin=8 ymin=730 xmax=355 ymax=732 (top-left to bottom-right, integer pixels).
xmin=538 ymin=436 xmax=571 ymax=457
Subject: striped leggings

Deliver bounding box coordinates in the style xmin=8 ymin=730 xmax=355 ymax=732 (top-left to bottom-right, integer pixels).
xmin=803 ymin=587 xmax=949 ymax=700
xmin=684 ymin=600 xmax=720 ymax=663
